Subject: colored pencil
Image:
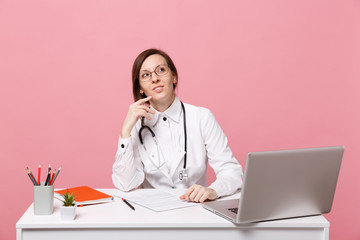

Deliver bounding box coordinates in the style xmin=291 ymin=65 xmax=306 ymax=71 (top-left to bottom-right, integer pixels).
xmin=50 ymin=170 xmax=55 ymax=185
xmin=37 ymin=164 xmax=41 ymax=186
xmin=52 ymin=166 xmax=61 ymax=185
xmin=26 ymin=168 xmax=37 ymax=185
xmin=29 ymin=168 xmax=38 ymax=186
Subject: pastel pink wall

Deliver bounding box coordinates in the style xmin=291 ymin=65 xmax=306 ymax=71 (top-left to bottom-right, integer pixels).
xmin=1 ymin=0 xmax=359 ymax=239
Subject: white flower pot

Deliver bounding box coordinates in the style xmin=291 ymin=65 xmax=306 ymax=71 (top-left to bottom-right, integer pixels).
xmin=60 ymin=205 xmax=76 ymax=220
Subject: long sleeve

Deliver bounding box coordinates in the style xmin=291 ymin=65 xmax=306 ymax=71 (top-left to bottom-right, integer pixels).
xmin=112 ymin=98 xmax=243 ymax=195
xmin=112 ymin=127 xmax=145 ymax=191
xmin=200 ymin=109 xmax=243 ymax=197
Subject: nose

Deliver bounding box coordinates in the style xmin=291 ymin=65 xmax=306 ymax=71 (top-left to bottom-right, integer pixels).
xmin=150 ymin=72 xmax=159 ymax=83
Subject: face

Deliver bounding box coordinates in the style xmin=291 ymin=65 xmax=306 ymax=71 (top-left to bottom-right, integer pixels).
xmin=139 ymin=54 xmax=177 ymax=107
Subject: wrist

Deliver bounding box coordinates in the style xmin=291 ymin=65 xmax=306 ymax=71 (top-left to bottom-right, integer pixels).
xmin=120 ymin=131 xmax=131 ymax=139
xmin=208 ymin=188 xmax=218 ymax=200
xmin=120 ymin=127 xmax=132 ymax=139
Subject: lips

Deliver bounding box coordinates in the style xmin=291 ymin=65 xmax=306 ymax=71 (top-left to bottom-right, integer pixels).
xmin=153 ymin=85 xmax=164 ymax=92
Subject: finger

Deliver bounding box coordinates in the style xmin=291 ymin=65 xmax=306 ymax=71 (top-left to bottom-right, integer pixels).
xmin=141 ymin=106 xmax=155 ymax=115
xmin=199 ymin=191 xmax=210 ymax=203
xmin=132 ymin=108 xmax=152 ymax=121
xmin=189 ymin=186 xmax=201 ymax=202
xmin=137 ymin=105 xmax=155 ymax=115
xmin=194 ymin=188 xmax=206 ymax=202
xmin=141 ymin=102 xmax=150 ymax=109
xmin=142 ymin=112 xmax=152 ymax=121
xmin=148 ymin=108 xmax=155 ymax=114
xmin=184 ymin=185 xmax=196 ymax=202
xmin=133 ymin=103 xmax=155 ymax=115
xmin=184 ymin=189 xmax=192 ymax=202
xmin=179 ymin=195 xmax=185 ymax=200
xmin=136 ymin=96 xmax=152 ymax=104
xmin=130 ymin=106 xmax=153 ymax=121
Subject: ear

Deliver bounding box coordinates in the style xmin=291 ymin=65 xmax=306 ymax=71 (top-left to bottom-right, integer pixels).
xmin=173 ymin=76 xmax=177 ymax=85
xmin=139 ymin=90 xmax=147 ymax=98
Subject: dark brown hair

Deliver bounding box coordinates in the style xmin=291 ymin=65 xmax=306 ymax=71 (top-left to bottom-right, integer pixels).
xmin=132 ymin=48 xmax=178 ymax=101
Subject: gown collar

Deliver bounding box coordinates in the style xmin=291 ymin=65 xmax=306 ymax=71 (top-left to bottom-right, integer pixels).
xmin=144 ymin=96 xmax=182 ymax=127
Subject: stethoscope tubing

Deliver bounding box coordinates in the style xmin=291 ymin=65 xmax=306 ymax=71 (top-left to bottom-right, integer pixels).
xmin=139 ymin=101 xmax=187 ymax=170
xmin=181 ymin=101 xmax=187 ymax=169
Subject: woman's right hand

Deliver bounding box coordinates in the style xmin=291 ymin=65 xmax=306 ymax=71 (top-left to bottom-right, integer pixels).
xmin=121 ymin=96 xmax=155 ymax=138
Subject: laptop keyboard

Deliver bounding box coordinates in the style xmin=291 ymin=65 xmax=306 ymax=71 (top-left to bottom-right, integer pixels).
xmin=228 ymin=208 xmax=238 ymax=214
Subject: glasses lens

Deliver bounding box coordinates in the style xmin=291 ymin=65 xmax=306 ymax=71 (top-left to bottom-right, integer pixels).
xmin=155 ymin=65 xmax=169 ymax=76
xmin=139 ymin=72 xmax=150 ymax=81
xmin=139 ymin=65 xmax=169 ymax=81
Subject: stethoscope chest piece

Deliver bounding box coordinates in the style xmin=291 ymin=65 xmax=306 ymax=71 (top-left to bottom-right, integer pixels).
xmin=179 ymin=169 xmax=188 ymax=181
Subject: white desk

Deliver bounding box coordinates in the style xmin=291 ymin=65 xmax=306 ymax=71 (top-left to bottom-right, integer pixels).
xmin=16 ymin=189 xmax=329 ymax=240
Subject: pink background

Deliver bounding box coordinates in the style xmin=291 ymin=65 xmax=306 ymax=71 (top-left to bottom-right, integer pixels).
xmin=1 ymin=0 xmax=359 ymax=239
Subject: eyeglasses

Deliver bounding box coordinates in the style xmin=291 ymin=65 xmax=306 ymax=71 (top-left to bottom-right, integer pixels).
xmin=138 ymin=64 xmax=170 ymax=82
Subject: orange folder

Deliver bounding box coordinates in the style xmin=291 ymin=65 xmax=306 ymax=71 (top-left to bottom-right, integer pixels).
xmin=55 ymin=186 xmax=113 ymax=206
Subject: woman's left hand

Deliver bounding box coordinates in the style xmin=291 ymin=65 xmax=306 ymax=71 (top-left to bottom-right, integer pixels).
xmin=179 ymin=184 xmax=218 ymax=203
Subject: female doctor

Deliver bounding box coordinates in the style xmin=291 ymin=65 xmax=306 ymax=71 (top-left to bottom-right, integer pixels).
xmin=112 ymin=49 xmax=243 ymax=203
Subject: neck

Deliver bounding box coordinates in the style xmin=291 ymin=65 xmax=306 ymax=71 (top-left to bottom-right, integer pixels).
xmin=150 ymin=94 xmax=176 ymax=112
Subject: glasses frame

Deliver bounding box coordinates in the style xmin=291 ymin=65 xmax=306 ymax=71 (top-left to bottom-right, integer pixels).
xmin=138 ymin=64 xmax=170 ymax=82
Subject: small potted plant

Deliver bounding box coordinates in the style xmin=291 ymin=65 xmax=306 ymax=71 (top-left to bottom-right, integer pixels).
xmin=60 ymin=189 xmax=77 ymax=220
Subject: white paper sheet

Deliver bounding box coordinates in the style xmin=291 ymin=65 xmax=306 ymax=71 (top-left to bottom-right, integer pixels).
xmin=114 ymin=189 xmax=197 ymax=212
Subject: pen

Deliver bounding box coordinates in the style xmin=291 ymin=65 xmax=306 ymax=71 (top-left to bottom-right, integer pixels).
xmin=37 ymin=165 xmax=41 ymax=186
xmin=52 ymin=167 xmax=61 ymax=185
xmin=121 ymin=198 xmax=135 ymax=211
xmin=26 ymin=168 xmax=37 ymax=185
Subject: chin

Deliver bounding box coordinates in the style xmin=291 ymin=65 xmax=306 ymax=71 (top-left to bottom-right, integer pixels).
xmin=150 ymin=92 xmax=174 ymax=104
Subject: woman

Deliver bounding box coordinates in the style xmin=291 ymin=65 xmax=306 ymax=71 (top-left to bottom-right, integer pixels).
xmin=112 ymin=49 xmax=243 ymax=203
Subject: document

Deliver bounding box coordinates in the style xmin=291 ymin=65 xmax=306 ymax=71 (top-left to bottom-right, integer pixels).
xmin=114 ymin=189 xmax=197 ymax=212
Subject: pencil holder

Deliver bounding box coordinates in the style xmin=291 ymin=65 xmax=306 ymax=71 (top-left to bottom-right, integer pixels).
xmin=33 ymin=182 xmax=54 ymax=215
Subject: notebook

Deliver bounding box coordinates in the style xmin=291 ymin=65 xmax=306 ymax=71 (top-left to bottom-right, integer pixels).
xmin=202 ymin=146 xmax=344 ymax=223
xmin=55 ymin=186 xmax=114 ymax=206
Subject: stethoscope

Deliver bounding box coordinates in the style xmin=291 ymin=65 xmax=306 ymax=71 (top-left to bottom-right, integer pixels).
xmin=139 ymin=101 xmax=188 ymax=181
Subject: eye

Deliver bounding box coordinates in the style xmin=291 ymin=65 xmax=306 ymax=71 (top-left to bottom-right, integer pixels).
xmin=141 ymin=72 xmax=150 ymax=78
xmin=156 ymin=66 xmax=167 ymax=74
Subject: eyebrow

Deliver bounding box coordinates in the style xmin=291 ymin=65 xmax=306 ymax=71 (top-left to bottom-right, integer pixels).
xmin=140 ymin=64 xmax=166 ymax=72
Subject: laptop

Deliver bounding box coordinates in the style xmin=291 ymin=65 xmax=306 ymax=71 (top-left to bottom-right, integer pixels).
xmin=202 ymin=146 xmax=344 ymax=223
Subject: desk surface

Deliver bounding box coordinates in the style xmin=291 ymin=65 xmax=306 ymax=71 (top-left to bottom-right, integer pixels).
xmin=16 ymin=188 xmax=329 ymax=229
